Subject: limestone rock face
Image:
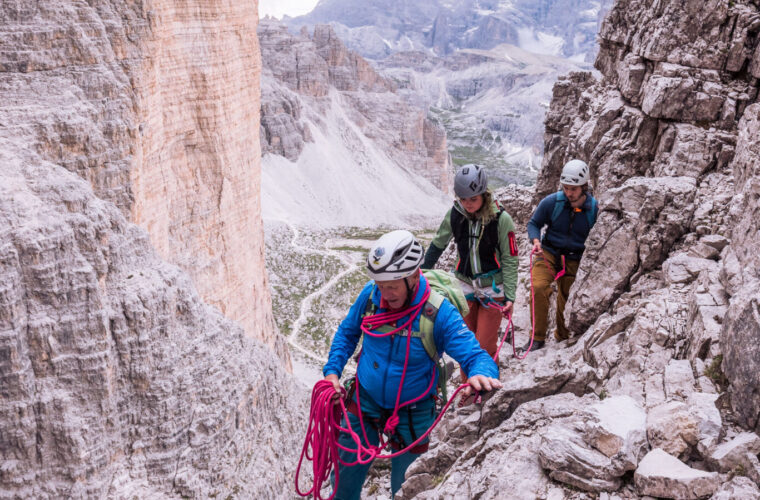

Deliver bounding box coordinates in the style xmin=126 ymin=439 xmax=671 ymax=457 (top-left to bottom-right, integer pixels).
xmin=399 ymin=394 xmax=598 ymax=499
xmin=258 ymin=19 xmax=452 ymax=195
xmin=0 ymin=0 xmax=284 ymax=361
xmin=720 ymin=103 xmax=760 ymax=433
xmin=0 ymin=152 xmax=307 ymax=497
xmin=404 ymin=0 xmax=760 ymax=497
xmin=567 ymin=176 xmax=697 ymax=334
xmin=646 ymin=401 xmax=700 ymax=458
xmin=707 ymin=432 xmax=760 ymax=473
xmin=0 ymin=1 xmax=304 ymax=496
xmin=711 ymin=477 xmax=760 ymax=500
xmin=537 ymin=0 xmax=760 ymax=433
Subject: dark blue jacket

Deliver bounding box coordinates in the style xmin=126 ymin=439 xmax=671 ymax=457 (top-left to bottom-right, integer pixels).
xmin=323 ymin=274 xmax=498 ymax=409
xmin=527 ymin=192 xmax=598 ymax=260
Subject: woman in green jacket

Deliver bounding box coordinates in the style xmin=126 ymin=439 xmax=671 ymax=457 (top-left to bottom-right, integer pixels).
xmin=422 ymin=164 xmax=518 ymax=391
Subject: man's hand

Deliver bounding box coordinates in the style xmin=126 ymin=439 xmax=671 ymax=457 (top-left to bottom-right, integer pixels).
xmin=462 ymin=374 xmax=503 ymax=399
xmin=501 ymin=301 xmax=514 ymax=317
xmin=325 ymin=373 xmax=341 ymax=392
xmin=531 ymin=238 xmax=542 ymax=255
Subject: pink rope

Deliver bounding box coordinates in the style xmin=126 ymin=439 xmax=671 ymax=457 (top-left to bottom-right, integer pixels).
xmin=295 ymin=379 xmax=474 ymax=499
xmin=296 ymin=260 xmax=542 ymax=498
xmin=511 ymin=248 xmax=540 ymax=360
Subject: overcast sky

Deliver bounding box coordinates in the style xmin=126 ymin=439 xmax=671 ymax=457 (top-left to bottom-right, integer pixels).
xmin=259 ymin=0 xmax=319 ymax=19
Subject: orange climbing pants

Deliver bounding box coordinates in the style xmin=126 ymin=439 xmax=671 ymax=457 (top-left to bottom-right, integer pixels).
xmin=460 ymin=298 xmax=503 ymax=383
xmin=530 ymin=250 xmax=580 ymax=342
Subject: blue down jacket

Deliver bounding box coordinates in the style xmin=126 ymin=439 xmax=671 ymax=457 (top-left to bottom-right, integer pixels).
xmin=323 ymin=274 xmax=498 ymax=409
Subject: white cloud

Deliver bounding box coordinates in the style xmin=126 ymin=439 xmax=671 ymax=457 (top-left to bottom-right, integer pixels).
xmin=259 ymin=0 xmax=320 ymax=19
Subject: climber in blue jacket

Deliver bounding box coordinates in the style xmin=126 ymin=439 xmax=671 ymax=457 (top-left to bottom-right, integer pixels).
xmin=323 ymin=229 xmax=500 ymax=500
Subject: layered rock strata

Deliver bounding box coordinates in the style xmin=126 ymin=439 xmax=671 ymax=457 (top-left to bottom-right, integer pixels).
xmin=0 ymin=1 xmax=304 ymax=496
xmin=0 ymin=0 xmax=284 ymax=360
xmin=0 ymin=149 xmax=307 ymax=497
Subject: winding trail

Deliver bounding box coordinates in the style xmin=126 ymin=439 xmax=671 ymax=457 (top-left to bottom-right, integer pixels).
xmin=269 ymin=219 xmax=360 ymax=365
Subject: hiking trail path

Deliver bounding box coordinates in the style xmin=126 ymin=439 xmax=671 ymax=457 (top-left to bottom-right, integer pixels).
xmin=274 ymin=219 xmax=360 ymax=365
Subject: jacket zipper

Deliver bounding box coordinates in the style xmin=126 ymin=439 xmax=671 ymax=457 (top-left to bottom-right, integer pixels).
xmin=382 ymin=329 xmax=394 ymax=407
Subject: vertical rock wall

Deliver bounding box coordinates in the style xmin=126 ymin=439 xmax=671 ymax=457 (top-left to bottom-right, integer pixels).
xmin=131 ymin=2 xmax=280 ymax=358
xmin=0 ymin=0 xmax=306 ymax=497
xmin=0 ymin=0 xmax=285 ymax=362
xmin=0 ymin=152 xmax=306 ymax=497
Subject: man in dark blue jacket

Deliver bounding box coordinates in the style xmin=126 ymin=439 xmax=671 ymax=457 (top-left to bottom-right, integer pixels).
xmin=323 ymin=230 xmax=501 ymax=500
xmin=525 ymin=159 xmax=599 ymax=350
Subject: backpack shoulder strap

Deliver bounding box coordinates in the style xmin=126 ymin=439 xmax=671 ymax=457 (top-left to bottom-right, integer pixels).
xmin=419 ymin=290 xmax=452 ymax=400
xmin=494 ymin=199 xmax=505 ymax=214
xmin=363 ymin=285 xmax=378 ymax=317
xmin=587 ymin=196 xmax=598 ymax=228
xmin=550 ymin=191 xmax=565 ymax=223
xmin=418 ymin=290 xmax=444 ymax=363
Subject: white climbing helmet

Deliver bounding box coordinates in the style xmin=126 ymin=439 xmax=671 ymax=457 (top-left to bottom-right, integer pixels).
xmin=366 ymin=230 xmax=424 ymax=281
xmin=454 ymin=164 xmax=488 ymax=198
xmin=559 ymin=159 xmax=590 ymax=186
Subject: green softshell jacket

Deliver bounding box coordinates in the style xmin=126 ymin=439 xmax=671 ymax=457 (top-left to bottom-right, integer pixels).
xmin=425 ymin=201 xmax=518 ymax=302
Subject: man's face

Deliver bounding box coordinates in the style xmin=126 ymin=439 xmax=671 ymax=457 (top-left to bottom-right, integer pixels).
xmin=376 ymin=273 xmax=419 ymax=309
xmin=561 ymin=183 xmax=584 ymax=203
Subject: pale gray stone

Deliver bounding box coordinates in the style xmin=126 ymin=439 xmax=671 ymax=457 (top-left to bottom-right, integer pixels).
xmin=663 ymin=254 xmax=718 ymax=285
xmin=647 ymin=401 xmax=699 ymax=458
xmin=537 ymin=396 xmax=646 ymax=492
xmin=664 ymin=359 xmax=696 ymax=400
xmin=699 ymin=235 xmax=729 ymax=252
xmin=708 ymin=432 xmax=760 ymax=473
xmin=687 ymin=392 xmax=722 ymax=456
xmin=635 ymin=449 xmax=721 ymax=499
xmin=0 ymin=153 xmax=308 ymax=498
xmin=710 ymin=476 xmax=760 ymax=500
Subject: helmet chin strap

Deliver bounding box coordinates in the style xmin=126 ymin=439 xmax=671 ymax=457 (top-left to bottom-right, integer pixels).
xmin=402 ymin=277 xmax=413 ymax=309
xmin=402 ymin=271 xmax=421 ymax=309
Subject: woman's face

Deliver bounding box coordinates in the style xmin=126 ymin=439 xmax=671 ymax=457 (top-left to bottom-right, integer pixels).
xmin=459 ymin=194 xmax=484 ymax=214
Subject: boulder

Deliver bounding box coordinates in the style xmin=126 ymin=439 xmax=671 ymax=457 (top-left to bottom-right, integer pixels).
xmin=646 ymin=401 xmax=699 ymax=458
xmin=707 ymin=432 xmax=760 ymax=473
xmin=687 ymin=392 xmax=722 ymax=456
xmin=538 ymin=396 xmax=647 ymax=492
xmin=634 ymin=448 xmax=721 ymax=499
xmin=663 ymin=254 xmax=718 ymax=285
xmin=710 ymin=476 xmax=760 ymax=500
xmin=664 ymin=359 xmax=696 ymax=400
xmin=700 ymin=235 xmax=730 ymax=253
